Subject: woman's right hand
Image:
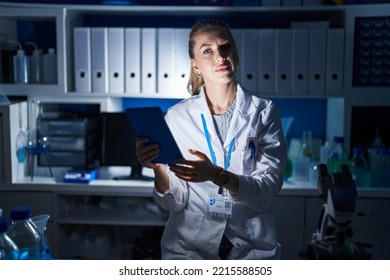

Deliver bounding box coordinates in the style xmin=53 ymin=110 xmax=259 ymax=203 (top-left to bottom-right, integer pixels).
xmin=135 ymin=137 xmax=161 ymax=169
xmin=136 ymin=137 xmax=170 ymax=193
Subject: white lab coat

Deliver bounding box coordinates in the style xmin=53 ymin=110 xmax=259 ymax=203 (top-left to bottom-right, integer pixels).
xmin=153 ymin=84 xmax=287 ymax=259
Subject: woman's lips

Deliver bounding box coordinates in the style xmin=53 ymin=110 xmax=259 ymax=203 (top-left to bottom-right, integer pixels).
xmin=216 ymin=65 xmax=229 ymax=72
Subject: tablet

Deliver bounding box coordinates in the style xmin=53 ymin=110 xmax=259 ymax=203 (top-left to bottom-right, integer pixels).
xmin=125 ymin=107 xmax=183 ymax=164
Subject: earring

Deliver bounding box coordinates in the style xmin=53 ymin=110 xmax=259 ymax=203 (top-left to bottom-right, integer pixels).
xmin=196 ymin=72 xmax=201 ymax=78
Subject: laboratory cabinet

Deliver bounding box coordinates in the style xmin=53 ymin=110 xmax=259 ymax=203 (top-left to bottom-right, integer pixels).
xmin=54 ymin=192 xmax=167 ymax=259
xmin=274 ymin=196 xmax=305 ymax=260
xmin=1 ymin=182 xmax=389 ymax=260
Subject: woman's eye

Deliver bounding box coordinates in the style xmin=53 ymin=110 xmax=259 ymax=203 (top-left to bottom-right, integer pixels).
xmin=203 ymin=49 xmax=212 ymax=54
xmin=220 ymin=44 xmax=231 ymax=51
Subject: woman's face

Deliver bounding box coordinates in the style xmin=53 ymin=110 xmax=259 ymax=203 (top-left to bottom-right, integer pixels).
xmin=191 ymin=26 xmax=239 ymax=86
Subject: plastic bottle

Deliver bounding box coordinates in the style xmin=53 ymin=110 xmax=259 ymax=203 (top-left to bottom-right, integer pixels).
xmin=0 ymin=217 xmax=19 ymax=260
xmin=43 ymin=48 xmax=57 ymax=84
xmin=7 ymin=206 xmax=41 ymax=260
xmin=8 ymin=40 xmax=29 ymax=84
xmin=25 ymin=42 xmax=43 ymax=84
xmin=350 ymin=146 xmax=370 ymax=188
xmin=327 ymin=136 xmax=350 ymax=174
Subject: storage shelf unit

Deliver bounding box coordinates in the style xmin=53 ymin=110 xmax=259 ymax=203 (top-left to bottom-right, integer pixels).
xmin=0 ymin=3 xmax=349 ymax=98
xmin=1 ymin=2 xmax=390 ymax=260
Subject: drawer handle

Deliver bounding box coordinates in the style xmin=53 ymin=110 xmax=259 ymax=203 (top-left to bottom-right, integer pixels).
xmin=355 ymin=212 xmax=376 ymax=217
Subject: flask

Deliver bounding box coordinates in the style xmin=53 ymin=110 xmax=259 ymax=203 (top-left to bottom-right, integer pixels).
xmin=9 ymin=40 xmax=29 ymax=84
xmin=0 ymin=217 xmax=19 ymax=260
xmin=350 ymin=146 xmax=370 ymax=188
xmin=31 ymin=214 xmax=54 ymax=260
xmin=327 ymin=136 xmax=349 ymax=174
xmin=25 ymin=42 xmax=43 ymax=84
xmin=7 ymin=206 xmax=41 ymax=260
xmin=43 ymin=48 xmax=57 ymax=84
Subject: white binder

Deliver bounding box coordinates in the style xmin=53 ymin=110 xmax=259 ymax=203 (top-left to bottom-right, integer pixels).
xmin=292 ymin=29 xmax=309 ymax=95
xmin=91 ymin=27 xmax=108 ymax=93
xmin=74 ymin=27 xmax=91 ymax=93
xmin=125 ymin=28 xmax=141 ymax=93
xmin=157 ymin=28 xmax=175 ymax=94
xmin=309 ymin=29 xmax=326 ymax=96
xmin=108 ymin=28 xmax=124 ymax=93
xmin=326 ymin=29 xmax=345 ymax=96
xmin=141 ymin=28 xmax=157 ymax=94
xmin=174 ymin=28 xmax=190 ymax=97
xmin=258 ymin=29 xmax=276 ymax=95
xmin=240 ymin=29 xmax=258 ymax=93
xmin=275 ymin=29 xmax=292 ymax=95
xmin=230 ymin=28 xmax=242 ymax=83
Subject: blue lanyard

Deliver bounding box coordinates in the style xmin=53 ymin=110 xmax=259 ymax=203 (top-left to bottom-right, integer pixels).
xmin=201 ymin=114 xmax=235 ymax=170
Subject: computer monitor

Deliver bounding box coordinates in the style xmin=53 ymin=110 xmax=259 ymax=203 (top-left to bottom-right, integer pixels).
xmin=99 ymin=112 xmax=152 ymax=181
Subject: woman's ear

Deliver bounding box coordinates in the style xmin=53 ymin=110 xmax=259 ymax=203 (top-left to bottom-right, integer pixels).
xmin=192 ymin=64 xmax=200 ymax=76
xmin=192 ymin=60 xmax=199 ymax=72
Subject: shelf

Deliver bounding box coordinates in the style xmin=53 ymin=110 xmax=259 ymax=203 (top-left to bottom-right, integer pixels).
xmin=57 ymin=207 xmax=167 ymax=226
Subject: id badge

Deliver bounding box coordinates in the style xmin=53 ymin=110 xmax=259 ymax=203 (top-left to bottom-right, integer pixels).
xmin=208 ymin=194 xmax=233 ymax=219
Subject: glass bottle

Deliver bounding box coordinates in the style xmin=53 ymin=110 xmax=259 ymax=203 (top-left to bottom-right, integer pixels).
xmin=0 ymin=217 xmax=19 ymax=260
xmin=350 ymin=146 xmax=370 ymax=188
xmin=7 ymin=206 xmax=41 ymax=260
xmin=301 ymin=131 xmax=313 ymax=158
xmin=327 ymin=136 xmax=349 ymax=174
xmin=293 ymin=131 xmax=313 ymax=181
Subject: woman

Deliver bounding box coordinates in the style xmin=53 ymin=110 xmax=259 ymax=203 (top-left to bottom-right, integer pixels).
xmin=136 ymin=19 xmax=287 ymax=259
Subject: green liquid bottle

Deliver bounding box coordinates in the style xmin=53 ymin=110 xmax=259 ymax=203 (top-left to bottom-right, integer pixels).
xmin=327 ymin=136 xmax=350 ymax=174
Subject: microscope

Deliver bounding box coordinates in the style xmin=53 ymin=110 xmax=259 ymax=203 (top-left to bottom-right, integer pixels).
xmin=302 ymin=163 xmax=371 ymax=259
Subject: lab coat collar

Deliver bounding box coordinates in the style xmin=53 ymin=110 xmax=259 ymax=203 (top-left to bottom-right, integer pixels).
xmin=187 ymin=84 xmax=255 ymax=149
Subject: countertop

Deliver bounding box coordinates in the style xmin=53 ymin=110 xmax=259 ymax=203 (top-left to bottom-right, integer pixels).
xmin=1 ymin=175 xmax=389 ymax=199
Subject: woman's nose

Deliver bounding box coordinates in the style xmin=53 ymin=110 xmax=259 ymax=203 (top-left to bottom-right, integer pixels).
xmin=215 ymin=54 xmax=226 ymax=62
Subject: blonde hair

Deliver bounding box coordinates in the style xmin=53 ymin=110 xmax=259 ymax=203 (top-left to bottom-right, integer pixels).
xmin=187 ymin=19 xmax=237 ymax=96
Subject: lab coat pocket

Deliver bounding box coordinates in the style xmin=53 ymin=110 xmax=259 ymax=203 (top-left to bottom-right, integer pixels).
xmin=240 ymin=137 xmax=258 ymax=175
xmin=172 ymin=209 xmax=203 ymax=250
xmin=247 ymin=214 xmax=276 ymax=248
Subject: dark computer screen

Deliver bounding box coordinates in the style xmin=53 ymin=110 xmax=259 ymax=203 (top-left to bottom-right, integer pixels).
xmin=99 ymin=112 xmax=150 ymax=181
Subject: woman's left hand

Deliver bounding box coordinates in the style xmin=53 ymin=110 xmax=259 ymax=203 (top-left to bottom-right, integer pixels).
xmin=169 ymin=149 xmax=219 ymax=182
